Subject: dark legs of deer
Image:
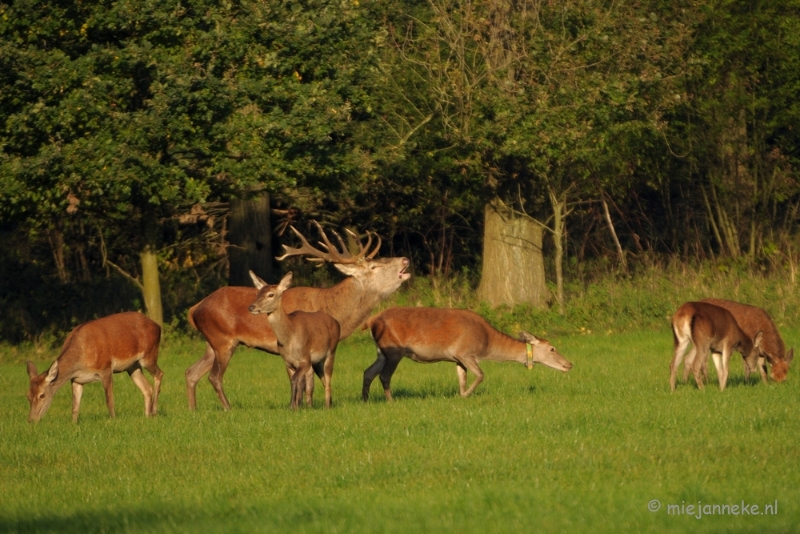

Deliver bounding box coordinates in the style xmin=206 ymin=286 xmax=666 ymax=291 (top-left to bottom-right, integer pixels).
xmin=362 ymin=348 xmax=402 ymax=402
xmin=362 ymin=349 xmax=386 ymax=401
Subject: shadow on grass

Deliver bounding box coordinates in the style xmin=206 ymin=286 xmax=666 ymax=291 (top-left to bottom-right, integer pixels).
xmin=673 ymin=373 xmax=762 ymax=390
xmin=363 ymin=385 xmax=465 ymax=402
xmin=0 ymin=508 xmax=205 ymax=534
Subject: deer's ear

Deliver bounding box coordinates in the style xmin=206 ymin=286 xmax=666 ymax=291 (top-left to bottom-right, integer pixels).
xmin=278 ymin=272 xmax=293 ymax=291
xmin=333 ymin=263 xmax=360 ymax=277
xmin=26 ymin=360 xmax=38 ymax=380
xmin=519 ymin=331 xmax=541 ymax=345
xmin=249 ymin=270 xmax=267 ymax=290
xmin=753 ymin=331 xmax=764 ymax=348
xmin=786 ymin=348 xmax=794 ymax=364
xmin=45 ymin=361 xmax=59 ymax=384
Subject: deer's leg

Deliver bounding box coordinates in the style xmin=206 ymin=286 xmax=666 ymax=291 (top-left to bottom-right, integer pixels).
xmin=143 ymin=359 xmax=163 ymax=415
xmin=186 ymin=343 xmax=214 ymax=411
xmin=319 ymin=352 xmax=335 ymax=409
xmin=457 ymin=359 xmax=484 ymax=397
xmin=709 ymin=350 xmax=723 ymax=390
xmin=290 ymin=362 xmax=311 ymax=409
xmin=718 ymin=348 xmax=732 ymax=391
xmin=457 ymin=364 xmax=468 ymax=395
xmin=682 ymin=346 xmax=697 ymax=383
xmin=671 ymin=336 xmax=691 ymax=391
xmin=208 ymin=341 xmax=238 ymax=411
xmin=303 ymin=365 xmax=316 ymax=408
xmin=692 ymin=344 xmax=711 ymax=390
xmin=378 ymin=350 xmax=403 ymax=402
xmin=101 ymin=372 xmax=116 ymax=418
xmin=758 ymin=356 xmax=769 ymax=384
xmin=71 ymin=381 xmax=84 ymax=423
xmin=128 ymin=366 xmax=155 ymax=416
xmin=362 ymin=348 xmax=387 ymax=402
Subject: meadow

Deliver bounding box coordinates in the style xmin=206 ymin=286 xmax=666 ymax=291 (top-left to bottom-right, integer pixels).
xmin=2 ymin=323 xmax=798 ymax=533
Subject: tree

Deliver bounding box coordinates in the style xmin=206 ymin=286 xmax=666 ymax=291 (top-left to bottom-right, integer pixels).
xmin=378 ymin=0 xmax=697 ymax=308
xmin=672 ymin=0 xmax=800 ymax=260
xmin=0 ymin=0 xmax=382 ymax=325
xmin=228 ymin=193 xmax=272 ymax=287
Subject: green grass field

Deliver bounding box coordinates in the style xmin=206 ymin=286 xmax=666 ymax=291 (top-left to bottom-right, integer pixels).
xmin=2 ymin=328 xmax=798 ymax=533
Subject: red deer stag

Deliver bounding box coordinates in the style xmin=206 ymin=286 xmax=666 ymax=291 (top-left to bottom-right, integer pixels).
xmin=670 ymin=301 xmax=763 ymax=391
xmin=26 ymin=312 xmax=162 ymax=422
xmin=701 ymin=298 xmax=793 ymax=383
xmin=185 ymin=221 xmax=410 ymax=410
xmin=362 ymin=307 xmax=573 ymax=401
xmin=248 ymin=271 xmax=340 ymax=409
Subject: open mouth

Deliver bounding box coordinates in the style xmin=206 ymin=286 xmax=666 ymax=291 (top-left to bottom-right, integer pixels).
xmin=398 ymin=261 xmax=410 ymax=280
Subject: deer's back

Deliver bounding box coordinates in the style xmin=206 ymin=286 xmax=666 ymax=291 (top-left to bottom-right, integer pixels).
xmin=190 ymin=286 xmax=277 ymax=348
xmin=676 ymin=302 xmax=744 ymax=350
xmin=61 ymin=312 xmax=160 ymax=371
xmin=370 ymin=307 xmax=493 ymax=356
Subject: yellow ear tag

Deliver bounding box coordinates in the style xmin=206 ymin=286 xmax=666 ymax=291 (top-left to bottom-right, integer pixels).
xmin=526 ymin=343 xmax=534 ymax=370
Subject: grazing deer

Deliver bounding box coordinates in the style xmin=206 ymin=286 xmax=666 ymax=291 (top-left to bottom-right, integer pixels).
xmin=670 ymin=301 xmax=763 ymax=391
xmin=248 ymin=271 xmax=340 ymax=409
xmin=362 ymin=307 xmax=573 ymax=401
xmin=26 ymin=312 xmax=162 ymax=422
xmin=185 ymin=221 xmax=410 ymax=411
xmin=701 ymin=298 xmax=793 ymax=383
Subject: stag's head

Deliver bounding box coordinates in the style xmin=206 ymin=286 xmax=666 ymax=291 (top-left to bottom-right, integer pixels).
xmin=26 ymin=360 xmax=58 ymax=422
xmin=248 ymin=271 xmax=292 ymax=315
xmin=276 ymin=221 xmax=410 ymax=297
xmin=519 ymin=332 xmax=573 ymax=372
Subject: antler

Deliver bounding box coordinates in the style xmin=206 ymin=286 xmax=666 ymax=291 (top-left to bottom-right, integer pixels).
xmin=276 ymin=221 xmax=382 ymax=264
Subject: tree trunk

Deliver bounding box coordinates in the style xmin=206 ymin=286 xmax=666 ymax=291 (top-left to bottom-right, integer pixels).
xmin=601 ymin=195 xmax=629 ymax=273
xmin=548 ymin=187 xmax=566 ymax=315
xmin=140 ymin=209 xmax=163 ymax=327
xmin=48 ymin=226 xmax=69 ymax=283
xmin=477 ymin=198 xmax=548 ymax=309
xmin=228 ymin=193 xmax=272 ymax=286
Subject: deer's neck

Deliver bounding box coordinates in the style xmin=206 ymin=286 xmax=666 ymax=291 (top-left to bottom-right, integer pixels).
xmin=282 ymin=277 xmax=383 ymax=338
xmin=485 ymin=330 xmax=527 ymax=365
xmin=266 ymin=301 xmax=294 ymax=346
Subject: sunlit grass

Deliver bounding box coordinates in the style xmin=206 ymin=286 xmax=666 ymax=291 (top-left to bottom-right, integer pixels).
xmin=1 ymin=328 xmax=798 ymax=532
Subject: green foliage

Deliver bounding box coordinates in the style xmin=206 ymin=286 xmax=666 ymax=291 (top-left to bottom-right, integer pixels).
xmin=2 ymin=332 xmax=799 ymax=532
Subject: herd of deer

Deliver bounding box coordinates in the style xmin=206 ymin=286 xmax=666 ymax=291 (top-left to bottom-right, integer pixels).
xmin=25 ymin=223 xmax=794 ymax=422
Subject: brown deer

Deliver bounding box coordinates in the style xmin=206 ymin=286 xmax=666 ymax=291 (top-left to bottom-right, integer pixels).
xmin=26 ymin=312 xmax=162 ymax=422
xmin=185 ymin=221 xmax=410 ymax=410
xmin=670 ymin=301 xmax=763 ymax=391
xmin=701 ymin=298 xmax=793 ymax=383
xmin=362 ymin=307 xmax=573 ymax=401
xmin=248 ymin=271 xmax=340 ymax=408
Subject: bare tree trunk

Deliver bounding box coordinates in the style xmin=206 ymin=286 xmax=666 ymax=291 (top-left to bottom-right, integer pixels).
xmin=48 ymin=226 xmax=69 ymax=283
xmin=228 ymin=192 xmax=272 ymax=286
xmin=547 ymin=187 xmax=567 ymax=315
xmin=477 ymin=197 xmax=548 ymax=309
xmin=140 ymin=209 xmax=163 ymax=327
xmin=601 ymin=195 xmax=628 ymax=274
